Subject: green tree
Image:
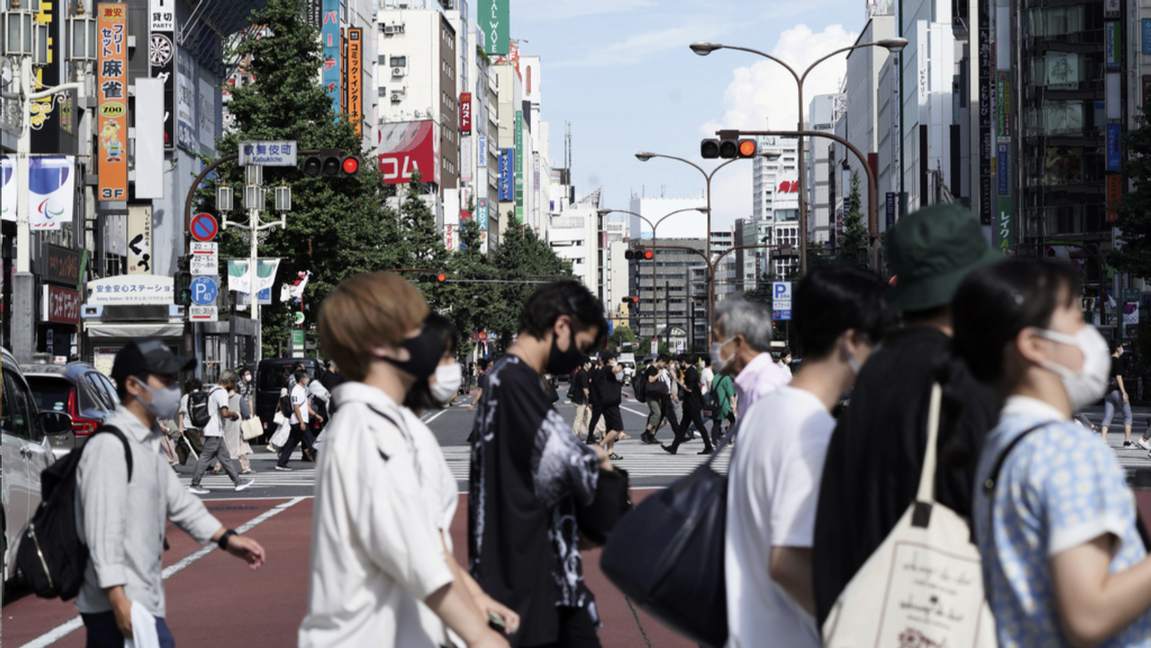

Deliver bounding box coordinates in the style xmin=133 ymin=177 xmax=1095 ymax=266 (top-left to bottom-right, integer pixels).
xmin=490 ymin=224 xmax=572 ymax=346
xmin=836 ymin=171 xmax=869 ymax=266
xmin=393 ymin=173 xmax=451 ymax=310
xmin=608 ymin=326 xmax=637 ymax=351
xmin=1113 ymin=102 xmax=1151 ymax=279
xmin=197 ymin=0 xmax=400 ymax=357
xmin=444 ymin=218 xmax=498 ymax=357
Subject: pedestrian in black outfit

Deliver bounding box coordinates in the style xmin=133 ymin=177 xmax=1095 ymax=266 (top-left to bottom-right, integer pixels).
xmin=657 ymin=355 xmax=684 ymax=442
xmin=585 ymin=358 xmax=604 ymax=445
xmin=595 ymin=351 xmax=626 ymax=460
xmin=663 ymin=354 xmax=715 ymax=455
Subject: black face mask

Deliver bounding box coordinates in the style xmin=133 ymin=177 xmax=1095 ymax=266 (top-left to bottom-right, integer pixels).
xmin=383 ymin=325 xmax=445 ymax=380
xmin=546 ymin=325 xmax=583 ymax=376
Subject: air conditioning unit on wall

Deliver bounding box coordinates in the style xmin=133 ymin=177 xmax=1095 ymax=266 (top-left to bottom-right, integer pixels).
xmin=392 ymin=66 xmax=406 ymax=77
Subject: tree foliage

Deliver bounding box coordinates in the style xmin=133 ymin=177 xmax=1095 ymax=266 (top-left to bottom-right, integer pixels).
xmin=1113 ymin=102 xmax=1151 ymax=279
xmin=836 ymin=171 xmax=869 ymax=266
xmin=490 ymin=223 xmax=571 ymax=348
xmin=608 ymin=326 xmax=637 ymax=351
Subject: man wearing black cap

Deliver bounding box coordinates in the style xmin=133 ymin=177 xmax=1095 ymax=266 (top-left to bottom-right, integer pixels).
xmin=78 ymin=338 xmax=266 ymax=646
xmin=811 ymin=205 xmax=1000 ymax=627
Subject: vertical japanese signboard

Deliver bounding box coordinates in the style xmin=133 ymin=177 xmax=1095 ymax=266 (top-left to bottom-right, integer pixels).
xmin=1108 ymin=174 xmax=1122 ymax=222
xmin=977 ymin=0 xmax=991 ymax=225
xmin=321 ymin=0 xmax=341 ymax=115
xmin=460 ymin=93 xmax=472 ymax=133
xmin=480 ymin=0 xmax=509 ymax=55
xmin=995 ymin=72 xmax=1010 ymax=141
xmin=97 ymin=3 xmax=128 ymax=201
xmin=149 ymin=0 xmax=175 ymax=150
xmin=1107 ymin=124 xmax=1122 ymax=172
xmin=498 ymin=149 xmax=514 ymax=202
xmin=996 ymin=198 xmax=1013 ymax=255
xmin=514 ymin=110 xmax=524 ymax=222
xmin=347 ymin=28 xmax=362 ymax=135
xmin=1106 ymin=22 xmax=1121 ymax=70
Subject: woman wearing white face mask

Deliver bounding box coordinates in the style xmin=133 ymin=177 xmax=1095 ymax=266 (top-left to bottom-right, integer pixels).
xmin=954 ymin=258 xmax=1151 ymax=648
xmin=400 ymin=313 xmax=521 ymax=645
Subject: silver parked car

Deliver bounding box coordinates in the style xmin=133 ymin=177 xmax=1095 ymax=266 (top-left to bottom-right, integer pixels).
xmin=3 ymin=347 xmax=72 ymax=592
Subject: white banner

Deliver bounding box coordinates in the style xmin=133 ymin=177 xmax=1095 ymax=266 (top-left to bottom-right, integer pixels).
xmin=24 ymin=156 xmax=76 ymax=231
xmin=135 ymin=79 xmax=165 ymax=199
xmin=228 ymin=259 xmax=280 ymax=294
xmin=1 ymin=158 xmax=14 ymax=222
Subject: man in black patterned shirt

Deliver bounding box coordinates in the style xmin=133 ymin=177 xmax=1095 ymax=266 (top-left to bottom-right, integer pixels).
xmin=469 ymin=281 xmax=626 ymax=648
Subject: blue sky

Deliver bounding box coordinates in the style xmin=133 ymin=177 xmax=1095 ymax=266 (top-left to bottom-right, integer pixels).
xmin=504 ymin=0 xmax=866 ymax=231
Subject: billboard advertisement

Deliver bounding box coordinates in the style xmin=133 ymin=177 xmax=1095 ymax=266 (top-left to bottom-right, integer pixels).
xmin=0 ymin=156 xmax=76 ymax=229
xmin=378 ymin=120 xmax=441 ymax=185
xmin=479 ymin=0 xmax=509 ymax=55
xmin=97 ymin=3 xmax=129 ymax=201
xmin=347 ymin=28 xmax=363 ymax=135
xmin=498 ymin=149 xmax=514 ymax=202
xmin=1108 ymin=174 xmax=1122 ymax=222
xmin=322 ymin=0 xmax=341 ymax=115
xmin=460 ymin=92 xmax=472 ymax=133
xmin=176 ymin=49 xmax=196 ymax=152
xmin=515 ymin=110 xmax=524 ymax=221
xmin=773 ymin=172 xmax=800 ymax=209
xmin=149 ymin=0 xmax=176 ymax=149
xmin=1107 ymin=124 xmax=1122 ymax=171
xmin=997 ymin=143 xmax=1011 ymax=196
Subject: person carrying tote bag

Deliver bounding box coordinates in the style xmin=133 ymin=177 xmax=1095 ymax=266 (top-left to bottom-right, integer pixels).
xmin=822 ymin=382 xmax=997 ymax=648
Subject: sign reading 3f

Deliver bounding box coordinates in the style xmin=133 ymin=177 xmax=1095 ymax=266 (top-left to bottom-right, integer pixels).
xmin=481 ymin=0 xmax=509 ymax=55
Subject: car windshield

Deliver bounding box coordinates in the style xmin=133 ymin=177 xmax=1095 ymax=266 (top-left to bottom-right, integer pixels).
xmin=260 ymin=364 xmax=316 ymax=391
xmin=25 ymin=376 xmax=76 ymax=413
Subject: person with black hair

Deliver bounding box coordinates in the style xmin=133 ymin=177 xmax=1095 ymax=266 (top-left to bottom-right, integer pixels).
xmin=595 ymin=351 xmax=625 ymax=460
xmin=1102 ymin=340 xmax=1134 ymax=446
xmin=467 ymin=357 xmax=490 ymax=413
xmin=951 ymin=258 xmax=1151 ymax=647
xmin=585 ymin=357 xmax=604 ymax=445
xmin=639 ymin=356 xmax=664 ymax=444
xmin=811 ymin=204 xmax=999 ymax=626
xmin=570 ymin=357 xmax=593 ymax=438
xmin=726 ymin=266 xmax=888 ymax=647
xmin=275 ymin=371 xmax=321 ymax=471
xmin=662 ymin=354 xmax=715 ymax=455
xmin=469 ymin=280 xmax=628 ymax=648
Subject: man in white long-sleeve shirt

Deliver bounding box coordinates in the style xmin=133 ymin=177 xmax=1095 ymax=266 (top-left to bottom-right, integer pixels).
xmin=300 ymin=272 xmax=508 ymax=648
xmin=77 ymin=338 xmax=266 ymax=647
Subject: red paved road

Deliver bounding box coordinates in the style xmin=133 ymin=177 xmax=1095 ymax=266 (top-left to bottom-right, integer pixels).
xmin=5 ymin=493 xmax=691 ymax=648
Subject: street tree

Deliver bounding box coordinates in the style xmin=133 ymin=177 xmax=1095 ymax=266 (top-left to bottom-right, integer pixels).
xmin=444 ymin=217 xmax=498 ymax=357
xmin=490 ymin=223 xmax=572 ymax=346
xmin=196 ymin=0 xmax=400 ymax=357
xmin=836 ymin=171 xmax=868 ymax=266
xmin=1113 ymin=102 xmax=1151 ymax=279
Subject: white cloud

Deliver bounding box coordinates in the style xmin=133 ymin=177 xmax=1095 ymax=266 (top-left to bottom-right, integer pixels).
xmin=515 ymin=0 xmax=657 ymax=22
xmin=551 ymin=23 xmax=726 ymax=69
xmin=701 ymin=23 xmax=859 ymax=226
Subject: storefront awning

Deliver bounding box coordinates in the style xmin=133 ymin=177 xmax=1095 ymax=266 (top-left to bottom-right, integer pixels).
xmin=84 ymin=322 xmax=184 ymax=339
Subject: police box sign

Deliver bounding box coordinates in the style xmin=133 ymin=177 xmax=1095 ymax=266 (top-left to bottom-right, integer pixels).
xmin=86 ymin=275 xmax=173 ymax=305
xmin=239 ymin=141 xmax=298 ymax=167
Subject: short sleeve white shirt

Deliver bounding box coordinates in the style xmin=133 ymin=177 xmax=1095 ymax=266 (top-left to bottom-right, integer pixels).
xmin=290 ymin=384 xmax=309 ymax=425
xmin=299 ymin=383 xmax=455 ymax=648
xmin=201 ymin=387 xmax=229 ymax=437
xmin=725 ymin=386 xmax=835 ymax=648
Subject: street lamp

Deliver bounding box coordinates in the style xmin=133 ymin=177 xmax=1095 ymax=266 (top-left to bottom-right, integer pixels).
xmin=634 ymin=149 xmax=780 ymax=343
xmin=68 ymin=2 xmax=98 ymax=63
xmin=689 ymin=37 xmax=908 ymax=276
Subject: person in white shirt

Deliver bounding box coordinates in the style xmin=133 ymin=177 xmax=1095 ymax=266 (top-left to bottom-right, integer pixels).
xmin=726 ymin=266 xmax=888 ymax=648
xmin=299 ymin=272 xmax=509 ymax=648
xmin=188 ymin=370 xmax=253 ymax=495
xmin=710 ymin=299 xmax=793 ymax=416
xmin=275 ymin=371 xmax=322 ymax=471
xmin=402 ymin=313 xmax=521 ymax=645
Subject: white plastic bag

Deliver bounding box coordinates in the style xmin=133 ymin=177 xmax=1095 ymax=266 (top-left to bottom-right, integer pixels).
xmin=270 ymin=420 xmax=291 ymax=449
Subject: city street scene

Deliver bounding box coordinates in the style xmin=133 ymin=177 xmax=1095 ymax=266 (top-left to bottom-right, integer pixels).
xmin=6 ymin=0 xmax=1151 ymax=647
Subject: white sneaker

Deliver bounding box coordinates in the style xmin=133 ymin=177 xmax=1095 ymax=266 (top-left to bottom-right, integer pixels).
xmin=274 ymin=466 xmax=293 ymax=471
xmin=188 ymin=485 xmax=210 ymax=495
xmin=234 ymin=479 xmax=255 ymax=492
xmin=1138 ymin=438 xmax=1151 ymax=452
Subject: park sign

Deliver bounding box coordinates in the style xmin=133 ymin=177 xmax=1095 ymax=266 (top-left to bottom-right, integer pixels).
xmin=239 ymin=141 xmax=298 ymax=167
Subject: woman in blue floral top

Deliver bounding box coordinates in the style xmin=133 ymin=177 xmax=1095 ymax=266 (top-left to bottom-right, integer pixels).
xmin=953 ymin=258 xmax=1151 ymax=647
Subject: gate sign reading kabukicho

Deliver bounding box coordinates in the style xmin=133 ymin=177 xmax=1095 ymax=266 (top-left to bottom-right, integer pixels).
xmin=97 ymin=4 xmax=129 ymax=201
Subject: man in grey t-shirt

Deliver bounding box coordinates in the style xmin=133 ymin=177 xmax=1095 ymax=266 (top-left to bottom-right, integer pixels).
xmin=189 ymin=370 xmax=254 ymax=494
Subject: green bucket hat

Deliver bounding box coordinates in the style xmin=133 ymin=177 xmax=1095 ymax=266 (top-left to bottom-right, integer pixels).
xmin=885 ymin=204 xmax=1000 ymax=312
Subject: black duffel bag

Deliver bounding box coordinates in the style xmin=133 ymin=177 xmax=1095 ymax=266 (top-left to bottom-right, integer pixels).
xmin=599 ymin=421 xmax=740 ymax=648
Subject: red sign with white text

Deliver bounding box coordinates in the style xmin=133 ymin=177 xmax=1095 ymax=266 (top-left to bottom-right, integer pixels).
xmin=45 ymin=285 xmax=81 ymax=325
xmin=378 ymin=120 xmax=441 ymax=185
xmin=460 ymin=92 xmax=472 ymax=134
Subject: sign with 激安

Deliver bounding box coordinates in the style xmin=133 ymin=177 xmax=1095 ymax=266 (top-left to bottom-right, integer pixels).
xmin=239 ymin=141 xmax=298 ymax=167
xmin=479 ymin=0 xmax=509 ymax=55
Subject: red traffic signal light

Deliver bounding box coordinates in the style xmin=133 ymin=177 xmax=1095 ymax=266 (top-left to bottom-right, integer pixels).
xmin=417 ymin=272 xmax=448 ymax=283
xmin=303 ymin=149 xmax=359 ymax=178
xmin=644 ymin=250 xmax=654 ymax=260
xmin=342 ymin=156 xmax=360 ymax=175
xmin=625 ymin=247 xmax=654 ymax=261
xmin=701 ymin=136 xmax=757 ymax=159
xmin=621 ymin=296 xmax=639 ymax=304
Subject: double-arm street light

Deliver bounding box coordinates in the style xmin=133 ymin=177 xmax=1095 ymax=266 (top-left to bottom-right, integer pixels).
xmin=598 ymin=207 xmax=707 ymax=344
xmin=633 ymin=150 xmax=781 ymax=342
xmin=689 ymin=37 xmax=908 ymax=276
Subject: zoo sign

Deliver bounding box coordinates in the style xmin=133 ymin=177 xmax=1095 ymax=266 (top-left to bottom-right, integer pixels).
xmin=97 ymin=4 xmax=129 ymax=201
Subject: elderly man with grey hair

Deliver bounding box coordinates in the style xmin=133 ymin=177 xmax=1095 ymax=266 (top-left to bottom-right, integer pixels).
xmin=189 ymin=369 xmax=255 ymax=494
xmin=711 ymin=299 xmax=791 ymax=417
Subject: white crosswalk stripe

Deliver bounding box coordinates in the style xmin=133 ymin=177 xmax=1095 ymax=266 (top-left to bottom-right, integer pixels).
xmin=175 ymin=451 xmax=317 ymax=491
xmin=442 ymin=435 xmax=730 ymax=484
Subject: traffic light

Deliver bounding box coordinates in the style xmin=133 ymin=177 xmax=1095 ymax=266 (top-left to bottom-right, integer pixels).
xmin=701 ymin=134 xmax=757 ymax=159
xmin=625 ymin=246 xmax=653 ymax=261
xmin=176 ymin=257 xmax=192 ymax=307
xmin=621 ymin=296 xmax=639 ymax=305
xmin=417 ymin=271 xmax=448 ymax=283
xmin=302 ymin=149 xmax=360 ymax=178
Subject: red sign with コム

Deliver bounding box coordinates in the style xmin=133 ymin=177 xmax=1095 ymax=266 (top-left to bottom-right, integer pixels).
xmin=378 ymin=120 xmax=440 ymax=185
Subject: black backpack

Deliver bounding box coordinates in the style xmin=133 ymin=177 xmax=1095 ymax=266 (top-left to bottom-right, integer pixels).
xmin=187 ymin=389 xmax=212 ymax=428
xmin=633 ymin=368 xmax=648 ymax=402
xmin=16 ymin=426 xmax=133 ymax=600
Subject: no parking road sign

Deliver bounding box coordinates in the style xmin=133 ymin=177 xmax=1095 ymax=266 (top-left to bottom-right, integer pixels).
xmin=190 ymin=213 xmax=218 ymax=242
xmin=190 ymin=276 xmax=218 ymax=306
xmin=772 ymin=281 xmax=792 ymax=321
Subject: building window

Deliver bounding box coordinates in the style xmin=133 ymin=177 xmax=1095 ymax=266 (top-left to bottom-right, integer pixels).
xmin=378 ymin=86 xmax=388 ymax=98
xmin=391 ymin=56 xmax=407 ymax=67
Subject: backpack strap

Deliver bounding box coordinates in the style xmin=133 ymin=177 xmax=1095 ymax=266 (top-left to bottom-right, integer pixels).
xmin=981 ymin=421 xmax=1056 ymax=497
xmin=97 ymin=425 xmax=134 ymax=483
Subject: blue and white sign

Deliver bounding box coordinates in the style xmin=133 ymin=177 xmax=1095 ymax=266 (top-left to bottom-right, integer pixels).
xmin=1107 ymin=124 xmax=1122 ymax=171
xmin=498 ymin=148 xmax=514 ymax=202
xmin=772 ymin=281 xmax=792 ymax=321
xmin=321 ymin=0 xmax=341 ymax=114
xmin=997 ymin=143 xmax=1011 ymax=196
xmin=190 ymin=276 xmax=218 ymax=306
xmin=239 ymin=141 xmax=298 ymax=167
xmin=86 ymin=275 xmax=173 ymax=306
xmin=1143 ymin=19 xmax=1151 ymax=54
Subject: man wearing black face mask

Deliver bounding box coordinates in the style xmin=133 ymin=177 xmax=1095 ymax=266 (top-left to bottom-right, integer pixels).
xmin=469 ymin=281 xmax=630 ymax=648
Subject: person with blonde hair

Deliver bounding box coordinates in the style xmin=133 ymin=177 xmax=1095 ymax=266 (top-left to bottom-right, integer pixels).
xmin=299 ymin=272 xmax=508 ymax=648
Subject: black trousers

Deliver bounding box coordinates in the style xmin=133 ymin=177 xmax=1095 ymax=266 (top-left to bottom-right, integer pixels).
xmin=712 ymin=412 xmax=736 ymax=444
xmin=586 ymin=405 xmax=602 ymax=444
xmin=277 ymin=423 xmax=316 ymax=467
xmin=670 ymin=402 xmax=713 ymax=452
xmin=658 ymin=395 xmax=682 ymax=434
xmin=531 ymin=606 xmax=601 ymax=648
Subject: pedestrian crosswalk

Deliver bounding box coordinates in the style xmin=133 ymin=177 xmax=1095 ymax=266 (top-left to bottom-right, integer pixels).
xmin=174 ymin=449 xmax=317 ymax=492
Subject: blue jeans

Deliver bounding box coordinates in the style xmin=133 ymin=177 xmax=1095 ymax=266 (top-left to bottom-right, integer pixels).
xmin=82 ymin=611 xmax=175 ymax=648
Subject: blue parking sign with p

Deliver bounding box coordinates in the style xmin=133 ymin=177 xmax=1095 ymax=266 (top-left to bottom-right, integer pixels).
xmin=190 ymin=276 xmax=218 ymax=306
xmin=772 ymin=281 xmax=792 ymax=321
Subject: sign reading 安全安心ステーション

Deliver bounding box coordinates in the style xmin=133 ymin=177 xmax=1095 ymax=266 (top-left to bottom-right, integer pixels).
xmin=86 ymin=275 xmax=173 ymax=305
xmin=239 ymin=141 xmax=298 ymax=167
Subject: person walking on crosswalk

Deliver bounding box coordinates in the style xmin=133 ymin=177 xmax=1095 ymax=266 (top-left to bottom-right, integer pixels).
xmin=188 ymin=370 xmax=254 ymax=495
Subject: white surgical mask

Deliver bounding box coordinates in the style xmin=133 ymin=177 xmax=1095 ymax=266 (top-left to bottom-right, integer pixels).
xmin=430 ymin=363 xmax=463 ymax=404
xmin=1031 ymin=326 xmax=1110 ymax=411
xmin=710 ymin=339 xmax=735 ymax=375
xmin=139 ymin=382 xmax=182 ymax=420
xmin=243 ymin=375 xmax=251 ymax=383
